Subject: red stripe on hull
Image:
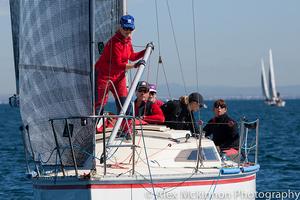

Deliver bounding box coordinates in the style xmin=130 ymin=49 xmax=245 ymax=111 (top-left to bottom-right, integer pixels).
xmin=34 ymin=174 xmax=255 ymax=190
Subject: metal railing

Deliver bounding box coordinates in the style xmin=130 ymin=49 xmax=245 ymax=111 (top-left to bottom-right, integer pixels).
xmin=238 ymin=118 xmax=259 ymax=167
xmin=47 ymin=114 xmax=138 ymax=177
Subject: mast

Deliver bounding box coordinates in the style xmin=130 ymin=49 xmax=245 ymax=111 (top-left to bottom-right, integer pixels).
xmin=108 ymin=44 xmax=154 ymax=145
xmin=90 ymin=0 xmax=95 ymax=115
xmin=268 ymin=49 xmax=278 ymax=99
xmin=261 ymin=59 xmax=270 ymax=100
xmin=122 ymin=0 xmax=127 ymax=15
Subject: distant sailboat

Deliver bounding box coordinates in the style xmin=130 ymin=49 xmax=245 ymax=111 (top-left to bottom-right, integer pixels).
xmin=261 ymin=49 xmax=286 ymax=107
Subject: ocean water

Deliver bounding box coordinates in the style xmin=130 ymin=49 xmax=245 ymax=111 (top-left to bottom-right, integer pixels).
xmin=0 ymin=99 xmax=299 ymax=199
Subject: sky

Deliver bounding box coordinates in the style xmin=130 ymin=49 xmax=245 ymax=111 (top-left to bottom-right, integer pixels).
xmin=1 ymin=0 xmax=300 ymax=96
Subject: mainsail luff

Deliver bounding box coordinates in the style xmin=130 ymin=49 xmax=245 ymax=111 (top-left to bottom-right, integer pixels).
xmin=261 ymin=59 xmax=270 ymax=100
xmin=268 ymin=49 xmax=278 ymax=99
xmin=17 ymin=0 xmax=122 ymax=165
xmin=9 ymin=0 xmax=20 ymax=94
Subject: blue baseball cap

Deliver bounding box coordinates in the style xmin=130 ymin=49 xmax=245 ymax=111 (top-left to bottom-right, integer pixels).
xmin=120 ymin=15 xmax=135 ymax=30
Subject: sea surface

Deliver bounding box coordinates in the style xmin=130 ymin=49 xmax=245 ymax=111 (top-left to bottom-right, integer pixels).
xmin=0 ymin=99 xmax=300 ymax=199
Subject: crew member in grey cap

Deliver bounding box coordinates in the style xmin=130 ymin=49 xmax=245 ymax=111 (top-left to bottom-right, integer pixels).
xmin=161 ymin=92 xmax=206 ymax=136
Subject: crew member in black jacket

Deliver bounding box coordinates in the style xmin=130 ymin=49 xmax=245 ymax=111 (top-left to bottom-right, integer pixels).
xmin=161 ymin=92 xmax=206 ymax=136
xmin=203 ymin=99 xmax=239 ymax=155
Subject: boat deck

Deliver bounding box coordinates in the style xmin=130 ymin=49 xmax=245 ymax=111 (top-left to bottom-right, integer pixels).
xmin=42 ymin=125 xmax=240 ymax=180
xmin=91 ymin=125 xmax=232 ymax=179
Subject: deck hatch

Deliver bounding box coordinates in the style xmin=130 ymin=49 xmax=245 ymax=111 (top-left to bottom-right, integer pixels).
xmin=175 ymin=147 xmax=219 ymax=162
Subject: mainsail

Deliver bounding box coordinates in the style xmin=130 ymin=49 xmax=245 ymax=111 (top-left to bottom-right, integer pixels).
xmin=95 ymin=1 xmax=124 ymax=58
xmin=268 ymin=49 xmax=278 ymax=99
xmin=17 ymin=0 xmax=122 ymax=165
xmin=261 ymin=59 xmax=270 ymax=100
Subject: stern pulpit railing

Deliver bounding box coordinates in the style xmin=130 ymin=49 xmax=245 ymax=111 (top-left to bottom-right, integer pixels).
xmin=238 ymin=119 xmax=259 ymax=168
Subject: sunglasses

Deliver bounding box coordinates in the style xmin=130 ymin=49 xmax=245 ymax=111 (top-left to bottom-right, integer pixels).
xmin=138 ymin=88 xmax=149 ymax=93
xmin=214 ymin=104 xmax=226 ymax=109
xmin=149 ymin=91 xmax=156 ymax=95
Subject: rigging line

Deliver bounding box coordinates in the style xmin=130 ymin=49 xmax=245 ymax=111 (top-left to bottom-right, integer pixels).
xmin=146 ymin=59 xmax=151 ymax=82
xmin=108 ymin=3 xmax=114 ymax=80
xmin=154 ymin=0 xmax=162 ymax=87
xmin=154 ymin=0 xmax=162 ymax=55
xmin=191 ymin=0 xmax=202 ymax=129
xmin=192 ymin=0 xmax=200 ymax=93
xmin=154 ymin=0 xmax=171 ymax=98
xmin=208 ymin=171 xmax=221 ymax=200
xmin=118 ymin=134 xmax=142 ymax=164
xmin=132 ymin=44 xmax=145 ymax=48
xmin=161 ymin=62 xmax=172 ymax=98
xmin=166 ymin=0 xmax=187 ymax=95
xmin=205 ymin=170 xmax=221 ymax=200
xmin=140 ymin=120 xmax=157 ymax=200
xmin=155 ymin=59 xmax=160 ymax=87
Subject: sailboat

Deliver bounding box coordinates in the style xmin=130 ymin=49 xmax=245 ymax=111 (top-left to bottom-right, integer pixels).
xmin=261 ymin=49 xmax=286 ymax=107
xmin=10 ymin=1 xmax=260 ymax=199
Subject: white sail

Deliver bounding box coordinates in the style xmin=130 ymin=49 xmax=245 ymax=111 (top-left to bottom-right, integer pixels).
xmin=261 ymin=58 xmax=270 ymax=100
xmin=268 ymin=49 xmax=278 ymax=99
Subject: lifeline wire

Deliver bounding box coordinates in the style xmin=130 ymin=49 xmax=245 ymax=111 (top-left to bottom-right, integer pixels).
xmin=140 ymin=120 xmax=157 ymax=200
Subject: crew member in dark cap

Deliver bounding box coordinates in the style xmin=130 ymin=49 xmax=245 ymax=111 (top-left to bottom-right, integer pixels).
xmin=161 ymin=92 xmax=206 ymax=135
xmin=95 ymin=14 xmax=146 ymax=114
xmin=133 ymin=81 xmax=165 ymax=124
xmin=203 ymin=99 xmax=239 ymax=157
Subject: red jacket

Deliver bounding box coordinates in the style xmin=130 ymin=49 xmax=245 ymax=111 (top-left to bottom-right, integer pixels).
xmin=95 ymin=31 xmax=145 ymax=80
xmin=134 ymin=100 xmax=165 ymax=124
xmin=154 ymin=99 xmax=164 ymax=107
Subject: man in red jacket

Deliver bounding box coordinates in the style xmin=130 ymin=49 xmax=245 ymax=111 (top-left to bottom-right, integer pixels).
xmin=95 ymin=15 xmax=146 ymax=113
xmin=134 ymin=81 xmax=165 ymax=124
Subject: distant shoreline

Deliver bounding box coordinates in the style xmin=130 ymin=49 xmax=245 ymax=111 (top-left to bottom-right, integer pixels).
xmin=1 ymin=96 xmax=299 ymax=105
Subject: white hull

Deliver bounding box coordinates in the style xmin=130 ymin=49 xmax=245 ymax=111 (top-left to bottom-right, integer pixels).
xmin=33 ymin=173 xmax=257 ymax=200
xmin=264 ymin=99 xmax=286 ymax=107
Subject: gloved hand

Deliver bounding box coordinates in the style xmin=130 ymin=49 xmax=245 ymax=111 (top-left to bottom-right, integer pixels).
xmin=146 ymin=42 xmax=154 ymax=51
xmin=134 ymin=59 xmax=146 ymax=68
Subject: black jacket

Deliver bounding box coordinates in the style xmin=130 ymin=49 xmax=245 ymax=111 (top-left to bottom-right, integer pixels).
xmin=162 ymin=100 xmax=200 ymax=134
xmin=203 ymin=114 xmax=239 ymax=150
